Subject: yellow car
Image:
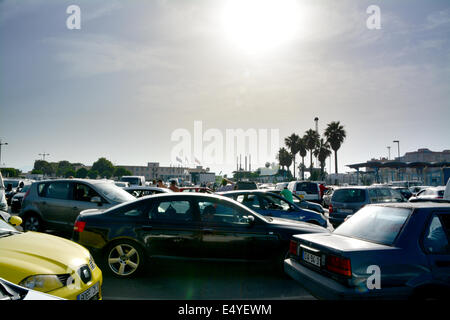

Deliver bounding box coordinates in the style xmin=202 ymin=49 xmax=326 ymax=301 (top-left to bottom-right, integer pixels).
xmin=0 ymin=215 xmax=102 ymax=300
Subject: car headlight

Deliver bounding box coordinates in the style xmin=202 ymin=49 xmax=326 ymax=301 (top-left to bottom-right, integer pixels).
xmin=19 ymin=275 xmax=64 ymax=293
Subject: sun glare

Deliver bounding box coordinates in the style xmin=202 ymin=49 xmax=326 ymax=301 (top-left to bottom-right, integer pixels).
xmin=221 ymin=0 xmax=302 ymax=55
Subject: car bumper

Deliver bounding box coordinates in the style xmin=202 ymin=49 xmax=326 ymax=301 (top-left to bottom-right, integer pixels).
xmin=47 ymin=265 xmax=103 ymax=300
xmin=284 ymin=258 xmax=412 ymax=300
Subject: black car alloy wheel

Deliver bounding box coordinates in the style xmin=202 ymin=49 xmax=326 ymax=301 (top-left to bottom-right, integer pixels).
xmin=107 ymin=241 xmax=144 ymax=277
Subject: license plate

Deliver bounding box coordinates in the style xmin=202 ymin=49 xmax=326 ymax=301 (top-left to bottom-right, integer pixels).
xmin=339 ymin=209 xmax=353 ymax=214
xmin=302 ymin=251 xmax=321 ymax=267
xmin=77 ymin=282 xmax=99 ymax=300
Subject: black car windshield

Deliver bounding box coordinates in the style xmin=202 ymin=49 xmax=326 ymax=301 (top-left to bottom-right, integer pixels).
xmin=333 ymin=206 xmax=412 ymax=246
xmin=332 ymin=189 xmax=366 ymax=203
xmin=96 ymin=182 xmax=136 ymax=202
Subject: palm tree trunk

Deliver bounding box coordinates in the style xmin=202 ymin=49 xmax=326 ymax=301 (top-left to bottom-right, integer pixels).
xmin=334 ymin=150 xmax=338 ymax=174
xmin=293 ymin=155 xmax=296 ymax=179
xmin=301 ymin=156 xmax=305 ymax=180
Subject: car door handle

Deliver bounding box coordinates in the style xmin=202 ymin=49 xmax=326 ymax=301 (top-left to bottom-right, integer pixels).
xmin=202 ymin=228 xmax=214 ymax=234
xmin=72 ymin=207 xmax=78 ymax=210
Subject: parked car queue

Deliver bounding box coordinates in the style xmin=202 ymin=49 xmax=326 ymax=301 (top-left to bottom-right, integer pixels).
xmin=1 ymin=176 xmax=449 ymax=300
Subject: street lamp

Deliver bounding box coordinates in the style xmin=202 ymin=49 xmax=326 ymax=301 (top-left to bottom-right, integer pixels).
xmin=393 ymin=140 xmax=400 ymax=159
xmin=39 ymin=152 xmax=50 ymax=161
xmin=387 ymin=146 xmax=391 ymax=160
xmin=0 ymin=139 xmax=8 ymax=167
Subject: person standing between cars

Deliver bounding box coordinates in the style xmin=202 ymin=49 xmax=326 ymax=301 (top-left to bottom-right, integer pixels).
xmin=319 ymin=183 xmax=327 ymax=200
xmin=157 ymin=180 xmax=166 ymax=188
xmin=280 ymin=186 xmax=294 ymax=203
xmin=169 ymin=180 xmax=180 ymax=192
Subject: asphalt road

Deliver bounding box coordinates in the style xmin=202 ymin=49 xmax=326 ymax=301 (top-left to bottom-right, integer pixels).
xmin=99 ymin=259 xmax=316 ymax=300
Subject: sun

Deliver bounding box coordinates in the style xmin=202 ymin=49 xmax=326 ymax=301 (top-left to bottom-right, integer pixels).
xmin=220 ymin=0 xmax=302 ymax=55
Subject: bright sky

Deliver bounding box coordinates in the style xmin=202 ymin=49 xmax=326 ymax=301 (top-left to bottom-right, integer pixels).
xmin=0 ymin=0 xmax=449 ymax=176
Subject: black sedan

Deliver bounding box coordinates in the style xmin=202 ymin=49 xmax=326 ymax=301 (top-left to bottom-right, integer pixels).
xmin=72 ymin=193 xmax=329 ymax=278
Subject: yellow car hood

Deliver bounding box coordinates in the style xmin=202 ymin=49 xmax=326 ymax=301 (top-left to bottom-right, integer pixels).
xmin=0 ymin=231 xmax=91 ymax=283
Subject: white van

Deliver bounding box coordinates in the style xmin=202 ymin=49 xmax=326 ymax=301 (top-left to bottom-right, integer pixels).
xmin=0 ymin=171 xmax=7 ymax=211
xmin=287 ymin=181 xmax=321 ymax=203
xmin=120 ymin=175 xmax=146 ymax=186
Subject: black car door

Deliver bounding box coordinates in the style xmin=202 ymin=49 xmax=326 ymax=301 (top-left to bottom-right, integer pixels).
xmin=422 ymin=211 xmax=450 ymax=286
xmin=196 ymin=197 xmax=279 ymax=260
xmin=140 ymin=197 xmax=203 ymax=258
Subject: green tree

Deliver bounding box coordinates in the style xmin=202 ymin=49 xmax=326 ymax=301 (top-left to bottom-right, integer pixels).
xmin=303 ymin=129 xmax=320 ymax=171
xmin=87 ymin=170 xmax=99 ymax=179
xmin=33 ymin=160 xmax=55 ymax=176
xmin=75 ymin=167 xmax=89 ymax=178
xmin=92 ymin=157 xmax=115 ymax=178
xmin=298 ymin=137 xmax=307 ymax=180
xmin=313 ymin=138 xmax=332 ymax=179
xmin=56 ymin=160 xmax=75 ymax=177
xmin=0 ymin=168 xmax=21 ymax=177
xmin=277 ymin=147 xmax=292 ymax=179
xmin=64 ymin=169 xmax=76 ymax=178
xmin=324 ymin=121 xmax=347 ymax=174
xmin=284 ymin=133 xmax=301 ymax=179
xmin=114 ymin=167 xmax=132 ymax=179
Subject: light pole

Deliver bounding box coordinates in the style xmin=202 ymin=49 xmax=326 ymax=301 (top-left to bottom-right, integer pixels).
xmin=0 ymin=139 xmax=8 ymax=168
xmin=393 ymin=140 xmax=400 ymax=159
xmin=387 ymin=146 xmax=391 ymax=160
xmin=39 ymin=152 xmax=50 ymax=161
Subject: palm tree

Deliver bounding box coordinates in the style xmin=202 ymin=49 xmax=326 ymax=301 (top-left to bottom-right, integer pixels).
xmin=303 ymin=129 xmax=320 ymax=172
xmin=298 ymin=137 xmax=307 ymax=180
xmin=324 ymin=121 xmax=347 ymax=174
xmin=285 ymin=133 xmax=301 ymax=179
xmin=277 ymin=148 xmax=292 ymax=179
xmin=313 ymin=138 xmax=332 ymax=179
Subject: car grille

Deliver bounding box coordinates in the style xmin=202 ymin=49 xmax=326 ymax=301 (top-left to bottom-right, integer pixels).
xmin=56 ymin=274 xmax=72 ymax=286
xmin=89 ymin=256 xmax=96 ymax=271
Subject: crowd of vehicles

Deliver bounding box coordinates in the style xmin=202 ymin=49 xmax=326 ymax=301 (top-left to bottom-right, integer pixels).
xmin=0 ymin=171 xmax=449 ymax=300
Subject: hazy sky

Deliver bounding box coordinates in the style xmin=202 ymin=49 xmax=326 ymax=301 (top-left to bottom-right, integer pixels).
xmin=0 ymin=0 xmax=449 ymax=176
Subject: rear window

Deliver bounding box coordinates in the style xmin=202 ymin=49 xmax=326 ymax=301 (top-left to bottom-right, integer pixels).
xmin=295 ymin=182 xmax=318 ymax=194
xmin=334 ymin=206 xmax=412 ymax=246
xmin=332 ymin=189 xmax=366 ymax=203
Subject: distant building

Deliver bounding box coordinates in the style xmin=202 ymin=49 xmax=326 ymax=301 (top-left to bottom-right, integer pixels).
xmin=118 ymin=162 xmax=190 ymax=181
xmin=188 ymin=166 xmax=215 ymax=185
xmin=347 ymin=148 xmax=450 ymax=186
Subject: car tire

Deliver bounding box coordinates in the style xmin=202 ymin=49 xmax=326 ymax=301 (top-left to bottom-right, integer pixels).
xmin=23 ymin=213 xmax=43 ymax=232
xmin=105 ymin=240 xmax=146 ymax=278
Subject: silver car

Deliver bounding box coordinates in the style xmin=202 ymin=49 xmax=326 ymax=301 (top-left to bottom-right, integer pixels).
xmin=20 ymin=179 xmax=136 ymax=233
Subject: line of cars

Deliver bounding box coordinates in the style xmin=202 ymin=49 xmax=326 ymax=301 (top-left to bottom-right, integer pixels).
xmin=1 ymin=172 xmax=449 ymax=300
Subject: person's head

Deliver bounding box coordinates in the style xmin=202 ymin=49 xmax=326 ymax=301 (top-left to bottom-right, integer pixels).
xmin=171 ymin=180 xmax=177 ymax=186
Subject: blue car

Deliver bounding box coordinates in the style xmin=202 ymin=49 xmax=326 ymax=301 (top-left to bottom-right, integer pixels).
xmin=219 ymin=190 xmax=331 ymax=230
xmin=285 ymin=202 xmax=450 ymax=300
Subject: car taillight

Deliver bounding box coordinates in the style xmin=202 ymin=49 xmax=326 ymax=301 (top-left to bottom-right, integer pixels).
xmin=289 ymin=240 xmax=298 ymax=256
xmin=326 ymin=254 xmax=351 ymax=277
xmin=74 ymin=221 xmax=86 ymax=233
xmin=23 ymin=188 xmax=31 ymax=201
xmin=328 ymin=204 xmax=333 ymax=214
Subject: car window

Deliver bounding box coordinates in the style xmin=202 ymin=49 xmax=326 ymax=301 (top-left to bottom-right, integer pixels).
xmin=332 ymin=189 xmax=366 ymax=203
xmin=334 ymin=206 xmax=412 ymax=246
xmin=95 ymin=182 xmax=136 ymax=202
xmin=375 ymin=188 xmax=393 ymax=203
xmin=235 ymin=194 xmax=261 ymax=210
xmin=45 ymin=182 xmax=71 ymax=200
xmin=111 ymin=200 xmax=149 ymax=217
xmin=260 ymin=194 xmax=291 ymax=211
xmin=295 ymin=182 xmax=318 ymax=194
xmin=151 ymin=200 xmax=193 ymax=222
xmin=423 ymin=214 xmax=450 ymax=254
xmin=389 ymin=189 xmax=404 ymax=202
xmin=74 ymin=183 xmax=102 ymax=202
xmin=199 ymin=200 xmax=250 ymax=225
xmin=368 ymin=189 xmax=378 ymax=202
